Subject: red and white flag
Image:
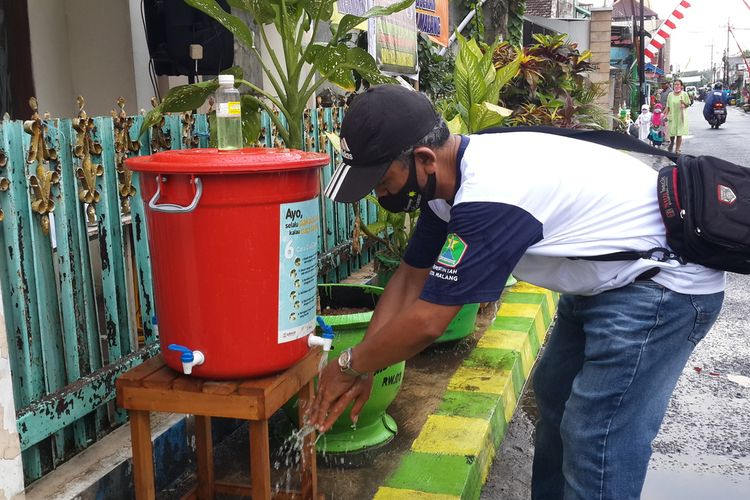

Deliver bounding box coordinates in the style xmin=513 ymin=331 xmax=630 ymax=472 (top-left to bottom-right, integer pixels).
xmin=644 ymin=0 xmax=693 ymax=64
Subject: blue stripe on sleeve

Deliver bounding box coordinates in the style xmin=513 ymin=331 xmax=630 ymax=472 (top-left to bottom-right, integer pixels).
xmin=419 ymin=202 xmax=543 ymax=305
xmin=403 ymin=204 xmax=449 ymax=269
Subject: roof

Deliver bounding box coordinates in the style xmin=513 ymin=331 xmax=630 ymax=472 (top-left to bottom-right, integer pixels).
xmin=612 ymin=0 xmax=659 ymax=20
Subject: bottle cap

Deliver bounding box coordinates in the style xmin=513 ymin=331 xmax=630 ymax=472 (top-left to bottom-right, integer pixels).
xmin=218 ymin=74 xmax=234 ymax=86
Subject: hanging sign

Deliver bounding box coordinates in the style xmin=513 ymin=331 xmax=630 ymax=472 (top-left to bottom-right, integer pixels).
xmin=416 ymin=0 xmax=449 ymax=47
xmin=368 ymin=0 xmax=419 ymax=77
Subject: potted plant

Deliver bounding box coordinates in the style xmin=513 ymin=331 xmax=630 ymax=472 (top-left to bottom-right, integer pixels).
xmin=140 ymin=0 xmax=415 ymax=149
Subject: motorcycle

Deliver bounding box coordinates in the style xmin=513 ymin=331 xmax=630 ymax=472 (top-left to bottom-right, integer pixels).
xmin=708 ymin=102 xmax=727 ymax=129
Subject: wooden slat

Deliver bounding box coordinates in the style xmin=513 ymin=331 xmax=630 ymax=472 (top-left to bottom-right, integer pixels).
xmin=320 ymin=108 xmax=337 ymax=283
xmin=129 ymin=115 xmax=156 ymax=343
xmin=95 ymin=116 xmax=134 ymax=361
xmin=19 ymin=343 xmax=159 ymax=450
xmin=29 ymin=121 xmax=72 ymax=465
xmin=116 ymin=354 xmax=166 ymax=388
xmin=201 ymin=381 xmax=239 ymax=396
xmin=194 ymin=415 xmax=214 ymax=499
xmin=249 ymin=419 xmax=272 ymax=500
xmin=129 ymin=410 xmax=156 ymax=500
xmin=1 ymin=120 xmax=44 ymax=480
xmin=172 ymin=376 xmax=204 ymax=393
xmin=298 ymin=380 xmax=318 ymax=500
xmin=59 ymin=118 xmax=103 ymax=376
xmin=0 ymin=120 xmax=45 ymax=405
xmin=141 ymin=366 xmax=180 ymax=390
xmin=237 ymin=348 xmax=321 ymax=416
xmin=214 ymin=481 xmax=251 ymax=496
xmin=194 ymin=113 xmax=209 ymax=148
xmin=54 ymin=119 xmax=99 ymax=379
xmin=117 ymin=388 xmax=261 ymax=419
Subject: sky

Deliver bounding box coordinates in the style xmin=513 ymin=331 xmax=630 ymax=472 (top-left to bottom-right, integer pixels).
xmin=643 ymin=0 xmax=750 ymax=73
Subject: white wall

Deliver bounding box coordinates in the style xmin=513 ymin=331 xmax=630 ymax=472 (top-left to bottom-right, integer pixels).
xmin=128 ymin=0 xmax=156 ymax=112
xmin=28 ymin=0 xmax=150 ymax=118
xmin=526 ymin=16 xmax=591 ymax=51
xmin=27 ymin=0 xmax=76 ymax=117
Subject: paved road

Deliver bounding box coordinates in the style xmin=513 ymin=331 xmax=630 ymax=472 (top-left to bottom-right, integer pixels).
xmin=481 ymin=104 xmax=750 ymax=499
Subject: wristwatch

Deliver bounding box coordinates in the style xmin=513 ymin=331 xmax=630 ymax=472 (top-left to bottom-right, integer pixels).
xmin=338 ymin=348 xmax=366 ymax=378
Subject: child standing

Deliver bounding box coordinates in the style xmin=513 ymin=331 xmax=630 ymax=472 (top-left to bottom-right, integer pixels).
xmin=649 ymin=104 xmax=666 ymax=148
xmin=634 ymin=104 xmax=652 ymax=142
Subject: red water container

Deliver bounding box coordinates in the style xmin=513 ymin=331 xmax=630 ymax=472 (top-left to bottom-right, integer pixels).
xmin=126 ymin=148 xmax=328 ymax=378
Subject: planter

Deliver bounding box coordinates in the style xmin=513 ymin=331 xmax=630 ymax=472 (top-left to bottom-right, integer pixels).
xmin=288 ymin=284 xmax=404 ymax=455
xmin=433 ymin=302 xmax=481 ymax=343
xmin=375 ymin=251 xmax=482 ymax=343
xmin=374 ymin=252 xmax=400 ymax=287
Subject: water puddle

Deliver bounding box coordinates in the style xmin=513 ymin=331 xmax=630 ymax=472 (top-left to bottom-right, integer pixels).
xmin=642 ymin=469 xmax=750 ymax=499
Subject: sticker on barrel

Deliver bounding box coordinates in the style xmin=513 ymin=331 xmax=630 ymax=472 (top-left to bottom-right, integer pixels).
xmin=278 ymin=199 xmax=319 ymax=343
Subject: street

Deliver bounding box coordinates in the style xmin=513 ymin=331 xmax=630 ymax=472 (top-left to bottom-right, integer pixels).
xmin=481 ymin=103 xmax=750 ymax=499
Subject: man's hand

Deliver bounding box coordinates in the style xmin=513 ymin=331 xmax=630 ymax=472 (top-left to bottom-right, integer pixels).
xmin=307 ymin=359 xmax=374 ymax=432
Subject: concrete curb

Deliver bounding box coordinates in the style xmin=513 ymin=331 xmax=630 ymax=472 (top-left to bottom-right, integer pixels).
xmin=373 ymin=282 xmax=559 ymax=500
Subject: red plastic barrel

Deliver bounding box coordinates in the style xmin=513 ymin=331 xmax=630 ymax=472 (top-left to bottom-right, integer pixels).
xmin=126 ymin=148 xmax=329 ymax=379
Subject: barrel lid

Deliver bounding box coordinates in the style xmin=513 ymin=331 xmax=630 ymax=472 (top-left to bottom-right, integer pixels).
xmin=126 ymin=147 xmax=329 ymax=174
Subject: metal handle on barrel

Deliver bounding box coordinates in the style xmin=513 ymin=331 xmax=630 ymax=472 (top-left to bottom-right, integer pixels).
xmin=148 ymin=175 xmax=203 ymax=213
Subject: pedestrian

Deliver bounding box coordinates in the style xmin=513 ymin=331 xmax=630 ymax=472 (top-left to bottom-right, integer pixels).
xmin=634 ymin=104 xmax=652 ymax=142
xmin=659 ymin=80 xmax=672 ymax=109
xmin=309 ymin=84 xmax=724 ymax=500
xmin=649 ymin=103 xmax=666 ymax=148
xmin=665 ymin=79 xmax=691 ymax=153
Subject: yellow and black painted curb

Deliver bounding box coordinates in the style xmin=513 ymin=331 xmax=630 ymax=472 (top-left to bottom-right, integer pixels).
xmin=373 ymin=282 xmax=559 ymax=500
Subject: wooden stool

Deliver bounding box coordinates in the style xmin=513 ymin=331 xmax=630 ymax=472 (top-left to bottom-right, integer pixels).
xmin=116 ymin=348 xmax=323 ymax=500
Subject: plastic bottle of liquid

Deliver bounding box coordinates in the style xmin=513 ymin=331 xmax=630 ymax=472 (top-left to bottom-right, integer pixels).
xmin=216 ymin=74 xmax=242 ymax=150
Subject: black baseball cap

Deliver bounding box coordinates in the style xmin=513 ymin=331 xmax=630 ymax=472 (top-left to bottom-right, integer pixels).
xmin=324 ymin=85 xmax=441 ymax=203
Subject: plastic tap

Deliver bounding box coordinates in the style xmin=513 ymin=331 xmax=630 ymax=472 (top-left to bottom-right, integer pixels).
xmin=308 ymin=316 xmax=335 ymax=351
xmin=167 ymin=344 xmax=205 ymax=375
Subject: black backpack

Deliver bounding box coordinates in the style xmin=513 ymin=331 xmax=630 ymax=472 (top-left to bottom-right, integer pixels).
xmin=480 ymin=126 xmax=750 ymax=274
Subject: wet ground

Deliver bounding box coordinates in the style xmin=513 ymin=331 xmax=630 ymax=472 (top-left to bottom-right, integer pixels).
xmin=162 ymin=302 xmax=500 ymax=499
xmin=482 ymin=105 xmax=750 ymax=499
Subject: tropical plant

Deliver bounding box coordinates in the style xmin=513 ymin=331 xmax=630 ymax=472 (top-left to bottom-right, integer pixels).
xmin=456 ymin=0 xmax=485 ymax=42
xmin=359 ymin=196 xmax=418 ymax=263
xmin=440 ymin=34 xmax=516 ymax=134
xmin=492 ymin=33 xmax=609 ymax=129
xmin=506 ymin=0 xmax=525 ymax=46
xmin=140 ymin=0 xmax=415 ymax=150
xmin=417 ymin=34 xmax=455 ymax=102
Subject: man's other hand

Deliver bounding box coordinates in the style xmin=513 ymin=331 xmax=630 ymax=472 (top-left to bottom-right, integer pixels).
xmin=307 ymin=359 xmax=374 ymax=432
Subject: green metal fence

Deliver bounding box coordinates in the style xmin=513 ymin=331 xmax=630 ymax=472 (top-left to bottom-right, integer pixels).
xmin=0 ymin=101 xmax=372 ymax=483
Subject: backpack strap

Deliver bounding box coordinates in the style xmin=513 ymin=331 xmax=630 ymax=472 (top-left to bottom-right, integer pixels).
xmin=476 ymin=125 xmax=681 ymax=162
xmin=475 ymin=126 xmax=687 ymax=266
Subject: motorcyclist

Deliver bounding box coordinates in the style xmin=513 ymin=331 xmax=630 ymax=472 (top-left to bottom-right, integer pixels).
xmin=703 ymin=82 xmax=728 ymax=121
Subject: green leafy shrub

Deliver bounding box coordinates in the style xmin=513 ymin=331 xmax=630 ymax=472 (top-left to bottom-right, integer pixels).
xmin=493 ymin=34 xmax=609 ymax=129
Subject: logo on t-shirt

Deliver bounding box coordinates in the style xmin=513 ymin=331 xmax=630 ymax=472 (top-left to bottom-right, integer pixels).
xmin=437 ymin=233 xmax=467 ymax=268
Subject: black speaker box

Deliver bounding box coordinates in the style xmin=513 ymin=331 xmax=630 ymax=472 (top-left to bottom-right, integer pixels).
xmin=143 ymin=0 xmax=234 ymax=76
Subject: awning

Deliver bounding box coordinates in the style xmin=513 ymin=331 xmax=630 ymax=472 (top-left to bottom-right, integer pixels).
xmin=645 ymin=63 xmax=664 ymax=75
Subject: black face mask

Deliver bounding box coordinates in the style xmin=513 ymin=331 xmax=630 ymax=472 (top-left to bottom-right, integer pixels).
xmin=377 ymin=154 xmax=436 ymax=213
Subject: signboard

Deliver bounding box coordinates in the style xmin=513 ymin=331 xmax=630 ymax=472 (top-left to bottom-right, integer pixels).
xmin=368 ymin=0 xmax=419 ymax=77
xmin=416 ymin=0 xmax=449 ymax=47
xmin=333 ymin=0 xmax=368 ymax=30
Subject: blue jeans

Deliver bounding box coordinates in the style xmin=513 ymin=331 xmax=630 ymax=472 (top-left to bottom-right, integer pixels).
xmin=531 ymin=282 xmax=724 ymax=500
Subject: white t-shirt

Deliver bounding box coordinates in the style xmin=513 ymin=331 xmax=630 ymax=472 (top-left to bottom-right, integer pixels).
xmin=403 ymin=132 xmax=725 ymax=304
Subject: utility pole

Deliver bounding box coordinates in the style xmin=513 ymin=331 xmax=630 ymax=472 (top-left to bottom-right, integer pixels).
xmin=638 ymin=0 xmax=645 ymax=106
xmin=726 ymin=18 xmax=731 ymax=87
